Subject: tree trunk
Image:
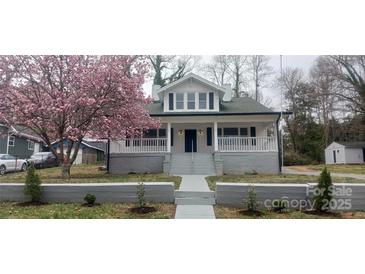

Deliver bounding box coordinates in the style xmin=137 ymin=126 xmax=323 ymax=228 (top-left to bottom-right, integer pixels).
xmin=60 ymin=163 xmax=71 ymax=179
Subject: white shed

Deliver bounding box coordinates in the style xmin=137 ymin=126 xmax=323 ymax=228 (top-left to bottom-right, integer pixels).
xmin=325 ymin=141 xmax=365 ymax=165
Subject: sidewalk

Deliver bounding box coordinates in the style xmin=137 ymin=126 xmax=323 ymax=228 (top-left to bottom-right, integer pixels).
xmin=174 ymin=175 xmax=216 ymax=219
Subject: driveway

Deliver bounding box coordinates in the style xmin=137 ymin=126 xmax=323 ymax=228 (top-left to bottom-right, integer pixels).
xmin=283 ymin=167 xmax=365 ymax=180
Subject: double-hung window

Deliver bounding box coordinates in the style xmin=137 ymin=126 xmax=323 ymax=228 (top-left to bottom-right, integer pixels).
xmin=187 ymin=93 xmax=195 ymax=110
xmin=28 ymin=140 xmax=34 ymax=150
xmin=199 ymin=93 xmax=207 ymax=109
xmin=176 ymin=93 xmax=184 ymax=110
xmin=8 ymin=136 xmax=15 ymax=147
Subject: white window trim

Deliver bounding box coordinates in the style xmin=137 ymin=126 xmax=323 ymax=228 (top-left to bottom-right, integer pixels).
xmin=8 ymin=135 xmax=15 ymax=147
xmin=28 ymin=140 xmax=35 ymax=150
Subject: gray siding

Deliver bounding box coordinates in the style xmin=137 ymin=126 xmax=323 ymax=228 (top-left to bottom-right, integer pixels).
xmin=215 ymin=152 xmax=280 ymax=174
xmin=110 ymin=153 xmax=166 ymax=174
xmin=0 ymin=183 xmax=175 ymax=203
xmin=8 ymin=136 xmax=34 ymax=159
xmin=0 ymin=126 xmax=8 ymax=154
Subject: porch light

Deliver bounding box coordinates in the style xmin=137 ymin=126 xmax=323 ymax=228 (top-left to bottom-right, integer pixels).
xmin=178 ymin=130 xmax=184 ymax=136
xmin=198 ymin=129 xmax=204 ymax=135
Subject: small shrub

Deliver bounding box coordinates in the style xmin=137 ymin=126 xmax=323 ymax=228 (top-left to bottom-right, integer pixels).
xmin=84 ymin=194 xmax=96 ymax=205
xmin=272 ymin=199 xmax=288 ymax=213
xmin=137 ymin=182 xmax=146 ymax=208
xmin=244 ymin=170 xmax=258 ymax=176
xmin=313 ymin=167 xmax=333 ymax=212
xmin=24 ymin=164 xmax=42 ymax=203
xmin=245 ymin=186 xmax=258 ymax=212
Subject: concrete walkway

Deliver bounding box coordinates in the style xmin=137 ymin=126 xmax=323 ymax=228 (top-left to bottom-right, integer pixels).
xmin=174 ymin=174 xmax=216 ymax=219
xmin=283 ymin=167 xmax=365 ymax=180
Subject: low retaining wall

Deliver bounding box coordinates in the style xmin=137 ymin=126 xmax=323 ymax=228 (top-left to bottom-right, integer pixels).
xmin=0 ymin=183 xmax=175 ymax=203
xmin=216 ymin=183 xmax=365 ymax=211
xmin=214 ymin=152 xmax=280 ymax=175
xmin=109 ymin=153 xmax=167 ymax=175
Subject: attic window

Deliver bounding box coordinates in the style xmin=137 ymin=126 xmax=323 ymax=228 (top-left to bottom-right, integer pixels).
xmin=187 ymin=93 xmax=195 ymax=109
xmin=176 ymin=93 xmax=184 ymax=110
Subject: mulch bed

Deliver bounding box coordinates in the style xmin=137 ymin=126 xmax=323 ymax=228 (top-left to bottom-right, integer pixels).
xmin=238 ymin=209 xmax=263 ymax=217
xmin=16 ymin=201 xmax=47 ymax=207
xmin=129 ymin=206 xmax=157 ymax=214
xmin=81 ymin=203 xmax=101 ymax=207
xmin=303 ymin=210 xmax=340 ymax=217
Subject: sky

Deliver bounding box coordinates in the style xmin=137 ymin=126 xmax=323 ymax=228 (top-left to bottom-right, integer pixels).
xmin=143 ymin=55 xmax=318 ymax=111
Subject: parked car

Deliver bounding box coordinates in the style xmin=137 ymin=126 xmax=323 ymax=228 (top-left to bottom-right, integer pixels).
xmin=27 ymin=152 xmax=58 ymax=168
xmin=0 ymin=154 xmax=28 ymax=175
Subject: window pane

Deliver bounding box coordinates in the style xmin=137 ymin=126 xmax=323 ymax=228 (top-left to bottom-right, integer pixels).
xmin=176 ymin=93 xmax=184 ymax=110
xmin=199 ymin=93 xmax=206 ymax=109
xmin=223 ymin=128 xmax=238 ymax=136
xmin=218 ymin=128 xmax=222 ymax=136
xmin=158 ymin=129 xmax=166 ymax=138
xmin=187 ymin=93 xmax=195 ymax=110
xmin=168 ymin=93 xmax=174 ymax=110
xmin=209 ymin=92 xmax=214 ymax=109
xmin=240 ymin=128 xmax=248 ymax=136
xmin=144 ymin=129 xmax=157 ymax=138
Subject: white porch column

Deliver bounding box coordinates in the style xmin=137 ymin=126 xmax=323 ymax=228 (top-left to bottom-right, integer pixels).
xmin=167 ymin=122 xmax=171 ymax=152
xmin=213 ymin=121 xmax=218 ymax=152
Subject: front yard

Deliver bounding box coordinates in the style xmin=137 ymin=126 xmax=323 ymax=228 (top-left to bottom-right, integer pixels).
xmin=214 ymin=206 xmax=365 ymax=219
xmin=0 ymin=164 xmax=181 ymax=189
xmin=287 ymin=164 xmax=365 ymax=174
xmin=0 ymin=202 xmax=176 ymax=219
xmin=206 ymin=173 xmax=365 ymax=191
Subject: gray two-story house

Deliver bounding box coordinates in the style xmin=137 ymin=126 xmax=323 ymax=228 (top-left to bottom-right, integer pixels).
xmin=109 ymin=73 xmax=284 ymax=175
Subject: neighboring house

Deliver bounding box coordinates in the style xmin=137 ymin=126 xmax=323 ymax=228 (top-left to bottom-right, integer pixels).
xmin=109 ymin=73 xmax=287 ymax=175
xmin=51 ymin=140 xmax=105 ymax=165
xmin=325 ymin=141 xmax=365 ymax=165
xmin=0 ymin=124 xmax=43 ymax=159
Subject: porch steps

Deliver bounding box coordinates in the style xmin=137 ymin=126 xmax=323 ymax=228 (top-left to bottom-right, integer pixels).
xmin=169 ymin=153 xmax=216 ymax=175
xmin=175 ymin=191 xmax=216 ymax=205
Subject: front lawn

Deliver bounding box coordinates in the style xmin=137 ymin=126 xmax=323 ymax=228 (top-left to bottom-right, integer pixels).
xmin=287 ymin=164 xmax=365 ymax=174
xmin=0 ymin=164 xmax=181 ymax=189
xmin=0 ymin=202 xmax=176 ymax=219
xmin=214 ymin=206 xmax=365 ymax=219
xmin=206 ymin=174 xmax=365 ymax=191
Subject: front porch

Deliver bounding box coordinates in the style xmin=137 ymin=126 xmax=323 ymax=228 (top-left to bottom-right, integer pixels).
xmin=109 ymin=116 xmax=281 ymax=175
xmin=110 ymin=121 xmax=279 ymax=154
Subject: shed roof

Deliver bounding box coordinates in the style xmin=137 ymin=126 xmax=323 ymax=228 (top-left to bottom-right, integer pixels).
xmin=146 ymin=97 xmax=283 ymax=116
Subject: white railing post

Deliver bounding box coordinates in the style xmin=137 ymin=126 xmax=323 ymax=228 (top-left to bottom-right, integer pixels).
xmin=167 ymin=123 xmax=171 ymax=153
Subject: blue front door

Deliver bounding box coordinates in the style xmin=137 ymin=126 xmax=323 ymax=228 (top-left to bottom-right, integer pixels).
xmin=185 ymin=129 xmax=197 ymax=152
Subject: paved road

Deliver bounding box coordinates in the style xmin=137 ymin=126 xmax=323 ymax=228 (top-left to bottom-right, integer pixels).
xmin=174 ymin=174 xmax=216 ymax=219
xmin=283 ymin=167 xmax=365 ymax=180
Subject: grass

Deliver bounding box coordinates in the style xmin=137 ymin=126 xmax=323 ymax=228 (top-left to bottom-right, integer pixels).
xmin=0 ymin=202 xmax=176 ymax=219
xmin=0 ymin=164 xmax=181 ymax=189
xmin=287 ymin=164 xmax=365 ymax=174
xmin=206 ymin=174 xmax=365 ymax=191
xmin=214 ymin=206 xmax=365 ymax=219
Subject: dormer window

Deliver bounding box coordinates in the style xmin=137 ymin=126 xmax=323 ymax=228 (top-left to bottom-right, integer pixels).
xmin=187 ymin=93 xmax=195 ymax=110
xmin=176 ymin=93 xmax=184 ymax=110
xmin=199 ymin=93 xmax=207 ymax=109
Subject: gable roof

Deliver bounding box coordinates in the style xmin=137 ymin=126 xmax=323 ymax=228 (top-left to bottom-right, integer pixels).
xmin=155 ymin=73 xmax=226 ymax=99
xmin=0 ymin=124 xmax=43 ymax=142
xmin=146 ymin=96 xmax=280 ymax=116
xmin=335 ymin=141 xmax=365 ymax=148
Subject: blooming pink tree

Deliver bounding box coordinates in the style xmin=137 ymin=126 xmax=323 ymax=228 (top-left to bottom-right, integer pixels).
xmin=0 ymin=55 xmax=159 ymax=178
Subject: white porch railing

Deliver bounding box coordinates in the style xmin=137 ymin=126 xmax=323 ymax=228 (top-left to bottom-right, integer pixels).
xmin=218 ymin=136 xmax=278 ymax=152
xmin=111 ymin=138 xmax=168 ymax=153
